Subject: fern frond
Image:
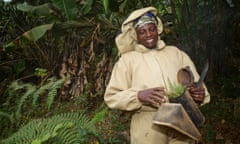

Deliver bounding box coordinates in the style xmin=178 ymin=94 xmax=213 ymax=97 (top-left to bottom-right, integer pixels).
xmin=5 ymin=81 xmax=31 ymax=104
xmin=3 ymin=77 xmax=65 ymax=121
xmin=16 ymin=84 xmax=36 ymax=118
xmin=1 ymin=112 xmax=95 ymax=144
xmin=47 ymin=89 xmax=57 ymax=110
xmin=32 ymin=86 xmax=45 ymax=106
xmin=46 ymin=78 xmax=65 ymax=110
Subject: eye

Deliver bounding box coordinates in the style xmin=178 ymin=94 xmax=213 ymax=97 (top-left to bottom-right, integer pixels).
xmin=149 ymin=26 xmax=156 ymax=32
xmin=137 ymin=30 xmax=146 ymax=35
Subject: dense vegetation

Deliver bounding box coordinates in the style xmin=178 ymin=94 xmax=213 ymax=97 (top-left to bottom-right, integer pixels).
xmin=0 ymin=0 xmax=239 ymax=143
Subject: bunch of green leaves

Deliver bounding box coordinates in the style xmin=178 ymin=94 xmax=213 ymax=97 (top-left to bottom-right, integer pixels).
xmin=166 ymin=79 xmax=185 ymax=99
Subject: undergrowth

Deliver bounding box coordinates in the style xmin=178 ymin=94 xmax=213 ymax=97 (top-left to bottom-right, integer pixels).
xmin=0 ymin=77 xmax=65 ymax=139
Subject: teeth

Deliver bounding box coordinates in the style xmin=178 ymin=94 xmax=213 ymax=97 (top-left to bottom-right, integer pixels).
xmin=147 ymin=39 xmax=154 ymax=43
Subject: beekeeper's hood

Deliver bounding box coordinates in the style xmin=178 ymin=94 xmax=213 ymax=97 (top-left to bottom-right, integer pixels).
xmin=115 ymin=7 xmax=166 ymax=54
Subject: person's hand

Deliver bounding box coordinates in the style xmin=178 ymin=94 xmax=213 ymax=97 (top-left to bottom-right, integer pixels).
xmin=137 ymin=87 xmax=166 ymax=107
xmin=187 ymin=83 xmax=205 ymax=104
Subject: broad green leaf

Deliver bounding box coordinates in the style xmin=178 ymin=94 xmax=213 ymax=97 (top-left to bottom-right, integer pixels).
xmin=102 ymin=0 xmax=110 ymax=16
xmin=4 ymin=24 xmax=54 ymax=50
xmin=4 ymin=20 xmax=96 ymax=51
xmin=23 ymin=24 xmax=54 ymax=41
xmin=17 ymin=2 xmax=33 ymax=12
xmin=17 ymin=3 xmax=55 ymax=16
xmin=52 ymin=0 xmax=77 ymax=20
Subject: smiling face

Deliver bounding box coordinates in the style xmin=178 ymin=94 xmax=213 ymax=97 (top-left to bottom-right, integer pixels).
xmin=135 ymin=23 xmax=158 ymax=49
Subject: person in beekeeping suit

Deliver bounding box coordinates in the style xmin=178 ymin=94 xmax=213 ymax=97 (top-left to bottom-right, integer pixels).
xmin=104 ymin=6 xmax=210 ymax=144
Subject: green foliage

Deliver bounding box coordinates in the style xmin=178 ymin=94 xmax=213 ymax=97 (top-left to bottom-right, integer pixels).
xmin=17 ymin=3 xmax=54 ymax=16
xmin=102 ymin=0 xmax=128 ymax=16
xmin=201 ymin=100 xmax=235 ymax=122
xmin=219 ymin=64 xmax=240 ymax=99
xmin=200 ymin=99 xmax=240 ymax=143
xmin=90 ymin=105 xmax=108 ymax=125
xmin=13 ymin=60 xmax=26 ymax=77
xmin=23 ymin=24 xmax=54 ymax=42
xmin=79 ymin=0 xmax=95 ymax=16
xmin=203 ymin=124 xmax=216 ymax=141
xmin=52 ymin=0 xmax=78 ymax=20
xmin=102 ymin=0 xmax=110 ymax=16
xmin=3 ymin=77 xmax=65 ymax=118
xmin=34 ymin=68 xmax=48 ymax=78
xmin=95 ymin=108 xmax=130 ymax=144
xmin=0 ymin=58 xmax=26 ymax=81
xmin=1 ymin=112 xmax=98 ymax=144
xmin=5 ymin=23 xmax=54 ymax=50
xmin=166 ymin=79 xmax=185 ymax=99
xmin=0 ymin=111 xmax=13 ymax=123
xmin=1 ymin=0 xmax=239 ymax=143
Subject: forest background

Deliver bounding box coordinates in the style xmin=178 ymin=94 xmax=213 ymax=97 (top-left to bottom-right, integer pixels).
xmin=0 ymin=0 xmax=239 ymax=143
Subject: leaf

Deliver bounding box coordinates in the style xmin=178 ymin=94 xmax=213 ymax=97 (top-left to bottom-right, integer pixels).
xmin=4 ymin=20 xmax=96 ymax=51
xmin=0 ymin=111 xmax=13 ymax=123
xmin=5 ymin=23 xmax=54 ymax=50
xmin=102 ymin=0 xmax=110 ymax=16
xmin=34 ymin=68 xmax=48 ymax=77
xmin=80 ymin=0 xmax=95 ymax=15
xmin=17 ymin=3 xmax=56 ymax=16
xmin=14 ymin=60 xmax=26 ymax=76
xmin=119 ymin=0 xmax=127 ymax=12
xmin=16 ymin=84 xmax=36 ymax=118
xmin=90 ymin=107 xmax=108 ymax=124
xmin=166 ymin=79 xmax=185 ymax=99
xmin=23 ymin=24 xmax=54 ymax=42
xmin=47 ymin=89 xmax=57 ymax=110
xmin=17 ymin=2 xmax=33 ymax=12
xmin=52 ymin=0 xmax=77 ymax=20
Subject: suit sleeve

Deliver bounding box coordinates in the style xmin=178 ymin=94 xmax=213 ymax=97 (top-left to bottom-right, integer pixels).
xmin=180 ymin=50 xmax=211 ymax=105
xmin=104 ymin=57 xmax=142 ymax=111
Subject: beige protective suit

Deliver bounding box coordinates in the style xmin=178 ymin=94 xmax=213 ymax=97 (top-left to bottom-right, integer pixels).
xmin=104 ymin=7 xmax=210 ymax=144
